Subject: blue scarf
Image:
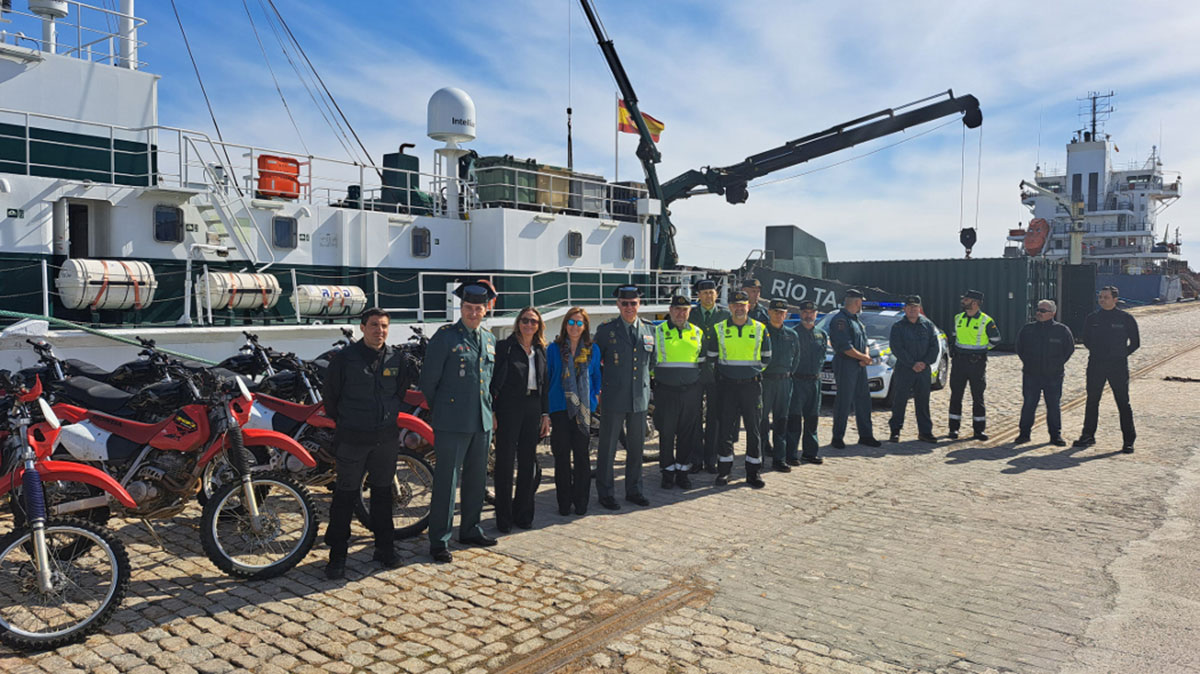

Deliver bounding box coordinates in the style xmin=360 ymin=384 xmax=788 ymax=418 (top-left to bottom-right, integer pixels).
xmin=559 ymin=339 xmax=592 ymax=436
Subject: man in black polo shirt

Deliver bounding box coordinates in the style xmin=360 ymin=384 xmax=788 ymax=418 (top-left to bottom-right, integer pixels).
xmin=322 ymin=308 xmax=413 ymax=579
xmin=1075 ymin=286 xmax=1140 ymax=453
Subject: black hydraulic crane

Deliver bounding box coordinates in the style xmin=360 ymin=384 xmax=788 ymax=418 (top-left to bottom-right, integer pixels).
xmin=580 ymin=0 xmax=983 ymax=269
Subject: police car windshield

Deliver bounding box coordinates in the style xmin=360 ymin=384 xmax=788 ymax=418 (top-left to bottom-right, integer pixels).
xmin=817 ymin=310 xmax=900 ymax=340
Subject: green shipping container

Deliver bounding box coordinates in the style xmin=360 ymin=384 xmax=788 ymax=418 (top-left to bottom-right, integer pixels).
xmin=475 ymin=155 xmax=539 ymax=208
xmin=822 ymin=257 xmax=1060 ymax=348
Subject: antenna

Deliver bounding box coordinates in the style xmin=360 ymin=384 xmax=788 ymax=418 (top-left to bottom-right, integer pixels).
xmin=1035 ymin=107 xmax=1042 ymax=170
xmin=1076 ymin=91 xmax=1114 ymax=140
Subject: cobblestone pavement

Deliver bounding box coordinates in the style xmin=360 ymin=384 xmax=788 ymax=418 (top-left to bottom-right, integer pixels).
xmin=3 ymin=303 xmax=1200 ymax=673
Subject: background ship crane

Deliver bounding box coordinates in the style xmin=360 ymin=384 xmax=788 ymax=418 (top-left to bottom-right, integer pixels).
xmin=579 ymin=0 xmax=983 ymax=269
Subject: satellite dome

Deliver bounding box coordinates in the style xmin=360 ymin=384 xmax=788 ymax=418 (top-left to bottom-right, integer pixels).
xmin=427 ymin=87 xmax=476 ymax=144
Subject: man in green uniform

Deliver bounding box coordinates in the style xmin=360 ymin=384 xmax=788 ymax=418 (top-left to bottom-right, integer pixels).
xmin=744 ymin=277 xmax=770 ymax=325
xmin=948 ymin=289 xmax=1001 ymax=440
xmin=421 ymin=282 xmax=498 ymax=564
xmin=828 ymin=289 xmax=882 ymax=449
xmin=761 ymin=299 xmax=799 ymax=472
xmin=595 ymin=285 xmax=656 ymax=509
xmin=888 ymin=295 xmax=940 ymax=444
xmin=703 ymin=290 xmax=772 ymax=488
xmin=688 ymin=279 xmax=729 ymax=474
xmin=786 ymin=300 xmax=827 ymax=465
xmin=653 ymin=295 xmax=705 ymax=490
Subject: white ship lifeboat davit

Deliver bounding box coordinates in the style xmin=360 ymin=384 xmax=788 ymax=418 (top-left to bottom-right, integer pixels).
xmin=293 ymin=285 xmax=368 ymax=317
xmin=56 ymin=259 xmax=158 ymax=311
xmin=198 ymin=272 xmax=282 ymax=311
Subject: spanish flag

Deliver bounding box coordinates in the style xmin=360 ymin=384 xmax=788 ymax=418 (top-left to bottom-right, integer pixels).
xmin=618 ymin=99 xmax=664 ymax=142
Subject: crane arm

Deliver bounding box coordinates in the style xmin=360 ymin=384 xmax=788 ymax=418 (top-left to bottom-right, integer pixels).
xmin=662 ymin=91 xmax=982 ymax=206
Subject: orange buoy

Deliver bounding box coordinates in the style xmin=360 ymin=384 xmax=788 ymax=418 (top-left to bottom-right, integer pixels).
xmin=1024 ymin=218 xmax=1050 ymax=256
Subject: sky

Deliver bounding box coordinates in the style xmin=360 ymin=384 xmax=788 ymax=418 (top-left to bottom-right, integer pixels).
xmin=123 ymin=1 xmax=1200 ymax=269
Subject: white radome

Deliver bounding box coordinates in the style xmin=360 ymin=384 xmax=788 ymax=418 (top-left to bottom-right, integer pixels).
xmin=427 ymin=87 xmax=476 ymax=144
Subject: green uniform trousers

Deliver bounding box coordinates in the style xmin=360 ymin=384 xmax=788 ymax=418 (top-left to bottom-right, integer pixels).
xmin=428 ymin=430 xmax=491 ymax=550
xmin=760 ymin=376 xmax=792 ymax=463
xmin=786 ymin=377 xmax=822 ymax=460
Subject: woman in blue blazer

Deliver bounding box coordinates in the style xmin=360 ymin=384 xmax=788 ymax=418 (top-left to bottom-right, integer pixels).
xmin=546 ymin=307 xmax=603 ymax=516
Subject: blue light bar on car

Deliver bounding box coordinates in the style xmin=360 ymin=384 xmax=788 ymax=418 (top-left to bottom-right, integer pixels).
xmin=863 ymin=301 xmax=904 ymax=308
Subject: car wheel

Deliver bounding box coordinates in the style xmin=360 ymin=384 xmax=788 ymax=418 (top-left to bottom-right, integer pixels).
xmin=933 ymin=355 xmax=949 ymax=390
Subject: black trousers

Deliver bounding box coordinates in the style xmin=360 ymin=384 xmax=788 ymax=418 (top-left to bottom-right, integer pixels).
xmin=653 ymin=382 xmax=701 ymax=471
xmin=948 ymin=354 xmax=988 ymax=433
xmin=700 ymin=381 xmax=722 ymax=468
xmin=493 ymin=395 xmax=542 ymax=529
xmin=1080 ymin=359 xmax=1136 ymax=444
xmin=890 ymin=366 xmax=933 ymax=436
xmin=325 ymin=436 xmax=399 ymax=554
xmin=550 ymin=410 xmax=591 ymax=513
xmin=718 ymin=378 xmax=762 ymax=475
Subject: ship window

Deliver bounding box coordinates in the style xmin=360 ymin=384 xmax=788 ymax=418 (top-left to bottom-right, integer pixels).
xmin=272 ymin=216 xmax=298 ymax=249
xmin=621 ymin=235 xmax=635 ymax=261
xmin=411 ymin=227 xmax=431 ymax=258
xmin=153 ymin=205 xmax=183 ymax=243
xmin=567 ymin=231 xmax=583 ymax=258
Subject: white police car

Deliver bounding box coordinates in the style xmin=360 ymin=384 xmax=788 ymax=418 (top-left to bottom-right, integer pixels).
xmin=816 ymin=303 xmax=949 ymax=405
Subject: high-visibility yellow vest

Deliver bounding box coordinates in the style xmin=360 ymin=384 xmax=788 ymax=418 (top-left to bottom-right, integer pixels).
xmin=954 ymin=312 xmax=996 ymax=352
xmin=655 ymin=321 xmax=703 ymax=368
xmin=715 ymin=319 xmax=765 ymax=365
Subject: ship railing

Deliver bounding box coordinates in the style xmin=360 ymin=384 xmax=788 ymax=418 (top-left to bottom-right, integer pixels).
xmin=409 ymin=267 xmax=713 ymax=323
xmin=0 ymin=0 xmax=147 ymax=68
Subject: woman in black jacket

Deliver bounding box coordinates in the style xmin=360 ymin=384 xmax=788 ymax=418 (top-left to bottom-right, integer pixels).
xmin=490 ymin=307 xmax=550 ymax=532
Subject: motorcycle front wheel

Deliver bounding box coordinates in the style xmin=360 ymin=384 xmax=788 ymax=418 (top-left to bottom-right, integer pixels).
xmin=354 ymin=450 xmax=434 ymax=538
xmin=0 ymin=517 xmax=130 ymax=650
xmin=200 ymin=472 xmax=317 ymax=580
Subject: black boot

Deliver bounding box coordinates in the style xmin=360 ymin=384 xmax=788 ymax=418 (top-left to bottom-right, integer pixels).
xmin=661 ymin=470 xmax=675 ymax=489
xmin=369 ymin=486 xmax=399 ymax=569
xmin=715 ymin=462 xmax=732 ymax=486
xmin=324 ymin=489 xmax=356 ymax=579
xmin=746 ymin=463 xmax=765 ymax=489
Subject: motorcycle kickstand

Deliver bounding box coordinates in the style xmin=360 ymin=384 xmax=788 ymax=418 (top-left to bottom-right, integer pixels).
xmin=139 ymin=518 xmax=168 ymax=551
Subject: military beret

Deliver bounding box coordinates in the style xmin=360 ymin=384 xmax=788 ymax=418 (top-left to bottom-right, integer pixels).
xmin=905 ymin=295 xmax=922 ymax=306
xmin=844 ymin=288 xmax=864 ymax=299
xmin=612 ymin=285 xmax=643 ymax=299
xmin=694 ymin=279 xmax=717 ymax=292
xmin=798 ymin=300 xmax=817 ymax=311
xmin=963 ymin=289 xmax=984 ymax=301
xmin=768 ymin=299 xmax=789 ymax=311
xmin=742 ymin=278 xmax=762 ymax=289
xmin=669 ymin=295 xmax=692 ymax=308
xmin=730 ymin=290 xmax=750 ymax=304
xmin=454 ymin=282 xmax=497 ymax=305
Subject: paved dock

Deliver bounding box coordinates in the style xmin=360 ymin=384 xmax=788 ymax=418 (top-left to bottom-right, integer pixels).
xmin=4 ymin=303 xmax=1200 ymax=673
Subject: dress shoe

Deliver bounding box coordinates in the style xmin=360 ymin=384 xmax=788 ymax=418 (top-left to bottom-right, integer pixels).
xmin=786 ymin=457 xmax=801 ymax=467
xmin=1049 ymin=437 xmax=1067 ymax=447
xmin=948 ymin=430 xmax=959 ymax=440
xmin=496 ymin=522 xmax=512 ymax=534
xmin=800 ymin=456 xmax=824 ymax=465
xmin=858 ymin=437 xmax=882 ymax=448
xmin=973 ymin=432 xmax=989 ymax=441
xmin=459 ymin=534 xmax=498 ymax=548
xmin=515 ymin=522 xmax=533 ymax=530
xmin=688 ymin=464 xmax=703 ymax=474
xmin=771 ymin=461 xmax=791 ymax=473
xmin=1121 ymin=444 xmax=1135 ymax=454
xmin=626 ymin=494 xmax=650 ymax=507
xmin=1013 ymin=434 xmax=1031 ymax=444
xmin=917 ymin=434 xmax=939 ymax=444
xmin=372 ymin=548 xmax=402 ymax=569
xmin=574 ymin=504 xmax=588 ymax=516
xmin=324 ymin=555 xmax=346 ymax=580
xmin=888 ymin=432 xmax=900 ymax=443
xmin=661 ymin=473 xmax=675 ymax=489
xmin=599 ymin=498 xmax=620 ymax=510
xmin=675 ymin=472 xmax=692 ymax=489
xmin=830 ymin=438 xmax=846 ymax=449
xmin=714 ymin=474 xmax=730 ymax=486
xmin=1073 ymin=437 xmax=1096 ymax=448
xmin=558 ymin=506 xmax=571 ymax=516
xmin=430 ymin=548 xmax=452 ymax=564
xmin=704 ymin=464 xmax=718 ymax=475
xmin=746 ymin=473 xmax=765 ymax=489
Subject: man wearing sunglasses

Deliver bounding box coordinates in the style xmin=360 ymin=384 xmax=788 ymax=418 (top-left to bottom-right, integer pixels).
xmin=594 ymin=285 xmax=656 ymax=509
xmin=1014 ymin=299 xmax=1074 ymax=446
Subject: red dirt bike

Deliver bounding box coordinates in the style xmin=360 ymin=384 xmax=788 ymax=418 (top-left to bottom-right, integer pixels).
xmin=43 ymin=366 xmax=320 ymax=580
xmin=206 ymin=338 xmax=436 ymax=538
xmin=0 ymin=373 xmax=135 ymax=650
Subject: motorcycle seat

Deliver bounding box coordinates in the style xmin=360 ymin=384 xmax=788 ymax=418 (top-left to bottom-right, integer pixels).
xmin=61 ymin=376 xmax=134 ymax=415
xmin=63 ymin=359 xmax=116 ymax=382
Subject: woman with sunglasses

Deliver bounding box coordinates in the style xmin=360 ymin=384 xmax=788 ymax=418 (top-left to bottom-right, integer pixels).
xmin=490 ymin=307 xmax=550 ymax=532
xmin=546 ymin=308 xmax=602 ymax=516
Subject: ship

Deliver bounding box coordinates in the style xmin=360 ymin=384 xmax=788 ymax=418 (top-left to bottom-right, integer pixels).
xmin=1005 ymin=91 xmax=1191 ymax=303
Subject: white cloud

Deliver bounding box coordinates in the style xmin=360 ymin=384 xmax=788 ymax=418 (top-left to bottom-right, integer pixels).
xmin=143 ymin=0 xmax=1200 ymax=270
